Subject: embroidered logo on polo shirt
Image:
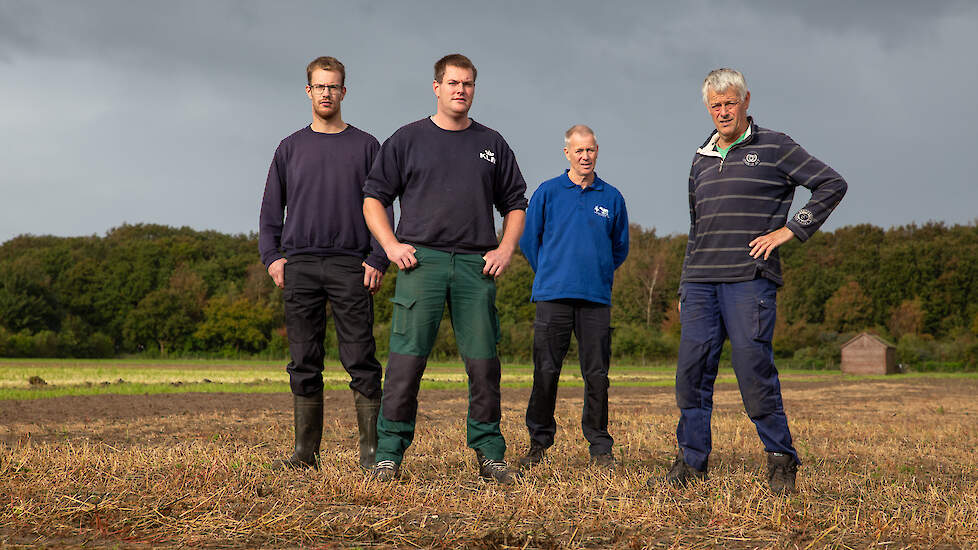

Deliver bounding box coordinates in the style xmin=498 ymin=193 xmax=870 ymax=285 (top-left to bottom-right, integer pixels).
xmin=794 ymin=209 xmax=815 ymax=225
xmin=479 ymin=149 xmax=496 ymax=164
xmin=743 ymin=152 xmax=760 ymax=166
xmin=594 ymin=206 xmax=610 ymax=218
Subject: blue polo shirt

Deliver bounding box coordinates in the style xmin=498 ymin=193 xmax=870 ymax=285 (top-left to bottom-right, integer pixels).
xmin=519 ymin=170 xmax=629 ymax=305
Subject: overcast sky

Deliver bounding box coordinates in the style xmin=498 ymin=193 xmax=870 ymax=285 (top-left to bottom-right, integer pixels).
xmin=2 ymin=0 xmax=975 ymax=244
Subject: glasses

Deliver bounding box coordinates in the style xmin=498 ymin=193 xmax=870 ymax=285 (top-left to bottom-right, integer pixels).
xmin=309 ymin=84 xmax=342 ymax=96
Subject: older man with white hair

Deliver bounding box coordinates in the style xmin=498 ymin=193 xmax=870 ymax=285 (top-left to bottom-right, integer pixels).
xmin=658 ymin=68 xmax=847 ymax=493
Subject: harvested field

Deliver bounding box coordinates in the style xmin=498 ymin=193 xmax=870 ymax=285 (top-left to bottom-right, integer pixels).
xmin=1 ymin=371 xmax=977 ymax=548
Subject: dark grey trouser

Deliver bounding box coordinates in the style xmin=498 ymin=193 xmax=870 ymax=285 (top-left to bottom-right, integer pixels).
xmin=525 ymin=299 xmax=613 ymax=456
xmin=284 ymin=254 xmax=382 ymax=398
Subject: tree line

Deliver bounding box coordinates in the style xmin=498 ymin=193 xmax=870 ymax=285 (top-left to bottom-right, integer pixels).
xmin=2 ymin=222 xmax=976 ymax=370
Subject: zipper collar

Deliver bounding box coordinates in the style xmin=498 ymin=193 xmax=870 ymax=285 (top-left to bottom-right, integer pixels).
xmin=695 ymin=117 xmax=756 ymax=158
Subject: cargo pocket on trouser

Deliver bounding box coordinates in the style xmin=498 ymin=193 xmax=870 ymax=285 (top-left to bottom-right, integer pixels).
xmin=740 ymin=289 xmax=778 ymax=418
xmin=390 ymin=296 xmax=416 ymax=335
xmin=753 ymin=295 xmax=776 ymax=343
xmin=390 ymin=295 xmax=429 ymax=356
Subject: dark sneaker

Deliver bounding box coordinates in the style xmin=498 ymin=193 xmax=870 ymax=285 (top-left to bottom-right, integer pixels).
xmin=368 ymin=460 xmax=400 ymax=482
xmin=651 ymin=451 xmax=707 ymax=488
xmin=767 ymin=452 xmax=798 ymax=494
xmin=518 ymin=443 xmax=546 ymax=468
xmin=476 ymin=450 xmax=520 ymax=484
xmin=590 ymin=452 xmax=616 ymax=469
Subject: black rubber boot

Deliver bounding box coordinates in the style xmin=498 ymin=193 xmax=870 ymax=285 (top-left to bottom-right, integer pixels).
xmin=271 ymin=392 xmax=323 ymax=470
xmin=354 ymin=390 xmax=381 ymax=470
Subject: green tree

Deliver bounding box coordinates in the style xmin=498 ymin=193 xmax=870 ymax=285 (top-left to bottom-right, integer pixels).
xmin=194 ymin=295 xmax=276 ymax=354
xmin=824 ymin=280 xmax=872 ymax=332
xmin=123 ymin=269 xmax=207 ymax=355
xmin=0 ymin=255 xmax=60 ymax=333
xmin=888 ymin=298 xmax=925 ymax=340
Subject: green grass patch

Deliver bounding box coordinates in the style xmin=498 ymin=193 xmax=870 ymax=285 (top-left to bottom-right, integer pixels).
xmin=3 ymin=358 xmax=977 ymax=401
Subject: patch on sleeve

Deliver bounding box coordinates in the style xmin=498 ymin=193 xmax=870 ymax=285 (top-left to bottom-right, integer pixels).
xmin=793 ymin=209 xmax=815 ymax=226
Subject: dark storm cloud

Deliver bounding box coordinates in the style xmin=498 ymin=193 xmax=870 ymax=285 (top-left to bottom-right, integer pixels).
xmin=1 ymin=0 xmax=975 ymax=245
xmin=748 ymin=0 xmax=973 ymax=40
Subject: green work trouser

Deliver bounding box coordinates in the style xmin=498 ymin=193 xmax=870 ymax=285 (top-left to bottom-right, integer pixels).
xmin=376 ymin=246 xmax=505 ymax=463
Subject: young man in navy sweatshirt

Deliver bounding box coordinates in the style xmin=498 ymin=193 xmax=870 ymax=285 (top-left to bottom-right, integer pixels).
xmin=259 ymin=56 xmax=392 ymax=471
xmin=661 ymin=68 xmax=847 ymax=493
xmin=362 ymin=54 xmax=528 ymax=483
xmin=518 ymin=125 xmax=629 ymax=469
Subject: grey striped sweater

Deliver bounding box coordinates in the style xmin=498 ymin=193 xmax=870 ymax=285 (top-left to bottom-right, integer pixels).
xmin=680 ymin=118 xmax=847 ymax=290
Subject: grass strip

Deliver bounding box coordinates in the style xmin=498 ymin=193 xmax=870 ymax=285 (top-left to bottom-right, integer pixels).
xmin=2 ymin=360 xmax=976 ymax=402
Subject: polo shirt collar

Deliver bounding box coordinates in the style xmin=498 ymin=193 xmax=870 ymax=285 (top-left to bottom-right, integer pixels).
xmin=562 ymin=169 xmax=605 ymax=190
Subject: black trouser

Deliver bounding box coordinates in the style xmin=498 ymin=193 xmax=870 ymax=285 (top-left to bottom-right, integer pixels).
xmin=525 ymin=299 xmax=613 ymax=456
xmin=283 ymin=254 xmax=382 ymax=398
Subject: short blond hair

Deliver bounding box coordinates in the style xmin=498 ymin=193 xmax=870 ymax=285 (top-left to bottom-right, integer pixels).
xmin=306 ymin=56 xmax=345 ymax=85
xmin=434 ymin=53 xmax=477 ymax=82
xmin=564 ymin=124 xmax=596 ymax=146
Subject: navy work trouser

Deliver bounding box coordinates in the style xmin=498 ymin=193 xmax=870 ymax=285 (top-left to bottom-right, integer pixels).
xmin=283 ymin=254 xmax=382 ymax=398
xmin=675 ymin=278 xmax=798 ymax=471
xmin=525 ymin=299 xmax=613 ymax=456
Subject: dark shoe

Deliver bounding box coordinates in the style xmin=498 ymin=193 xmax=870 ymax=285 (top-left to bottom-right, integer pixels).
xmin=767 ymin=452 xmax=798 ymax=494
xmin=590 ymin=452 xmax=616 ymax=469
xmin=368 ymin=459 xmax=400 ymax=482
xmin=652 ymin=450 xmax=706 ymax=488
xmin=476 ymin=450 xmax=520 ymax=484
xmin=353 ymin=390 xmax=381 ymax=470
xmin=271 ymin=392 xmax=324 ymax=470
xmin=518 ymin=443 xmax=546 ymax=468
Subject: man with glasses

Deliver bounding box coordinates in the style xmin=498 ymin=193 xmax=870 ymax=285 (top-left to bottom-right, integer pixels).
xmin=259 ymin=56 xmax=392 ymax=471
xmin=658 ymin=68 xmax=847 ymax=493
xmin=362 ymin=53 xmax=528 ymax=483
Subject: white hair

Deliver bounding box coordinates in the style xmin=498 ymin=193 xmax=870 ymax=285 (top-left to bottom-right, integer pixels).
xmin=564 ymin=124 xmax=596 ymax=146
xmin=701 ymin=68 xmax=747 ymax=104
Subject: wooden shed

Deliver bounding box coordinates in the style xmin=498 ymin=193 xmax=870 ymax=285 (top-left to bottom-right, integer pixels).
xmin=841 ymin=332 xmax=898 ymax=375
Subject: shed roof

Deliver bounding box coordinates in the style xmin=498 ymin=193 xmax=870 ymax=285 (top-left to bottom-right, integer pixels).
xmin=842 ymin=331 xmax=895 ymax=349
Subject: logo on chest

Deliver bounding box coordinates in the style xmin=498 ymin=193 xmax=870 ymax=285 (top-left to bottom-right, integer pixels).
xmin=743 ymin=151 xmax=760 ymax=166
xmin=593 ymin=205 xmax=610 ymax=218
xmin=479 ymin=149 xmax=496 ymax=164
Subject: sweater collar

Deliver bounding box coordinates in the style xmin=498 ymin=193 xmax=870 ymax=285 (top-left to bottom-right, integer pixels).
xmin=561 ymin=169 xmax=605 ymax=191
xmin=696 ymin=117 xmax=756 ymax=158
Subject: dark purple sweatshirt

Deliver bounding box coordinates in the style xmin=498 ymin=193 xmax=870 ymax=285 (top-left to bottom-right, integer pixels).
xmin=259 ymin=124 xmax=391 ymax=271
xmin=363 ymin=118 xmax=528 ymax=254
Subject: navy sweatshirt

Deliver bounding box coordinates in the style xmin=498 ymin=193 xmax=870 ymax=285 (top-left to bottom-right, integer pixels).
xmin=520 ymin=171 xmax=629 ymax=305
xmin=363 ymin=118 xmax=528 ymax=254
xmin=259 ymin=124 xmax=391 ymax=271
xmin=680 ymin=118 xmax=847 ymax=290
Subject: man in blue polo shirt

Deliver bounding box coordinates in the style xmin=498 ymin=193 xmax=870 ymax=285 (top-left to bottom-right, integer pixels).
xmin=518 ymin=125 xmax=629 ymax=468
